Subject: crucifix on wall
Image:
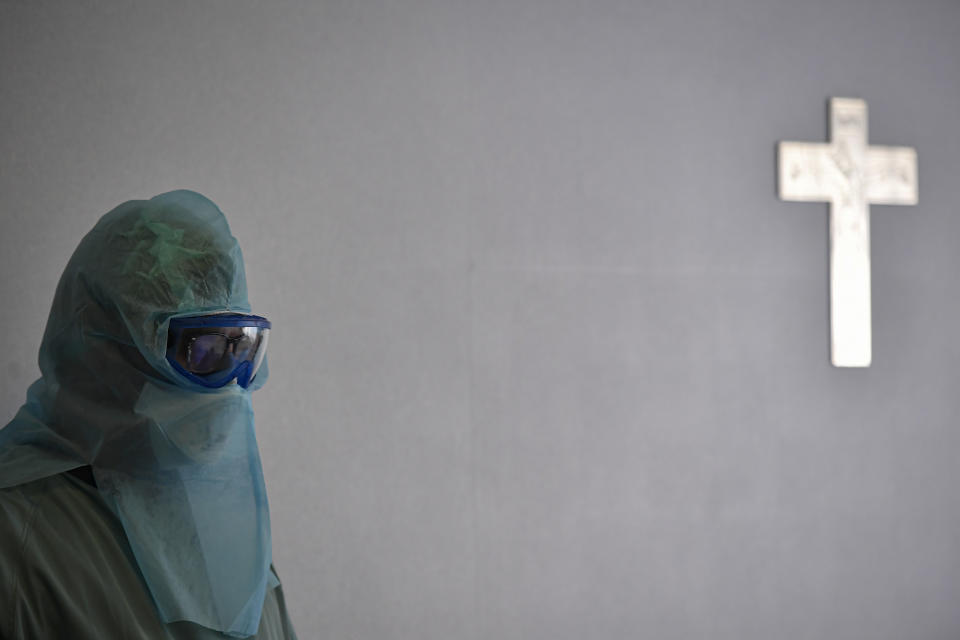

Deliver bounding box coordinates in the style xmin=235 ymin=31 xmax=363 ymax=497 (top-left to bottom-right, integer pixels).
xmin=778 ymin=97 xmax=918 ymax=368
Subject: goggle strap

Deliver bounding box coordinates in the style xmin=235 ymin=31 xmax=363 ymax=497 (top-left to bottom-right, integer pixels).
xmin=168 ymin=314 xmax=272 ymax=330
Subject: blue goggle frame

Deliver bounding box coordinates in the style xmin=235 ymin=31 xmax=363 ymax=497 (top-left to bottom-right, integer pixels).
xmin=166 ymin=314 xmax=271 ymax=389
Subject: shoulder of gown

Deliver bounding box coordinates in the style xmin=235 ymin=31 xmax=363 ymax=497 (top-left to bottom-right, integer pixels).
xmin=0 ymin=473 xmax=297 ymax=640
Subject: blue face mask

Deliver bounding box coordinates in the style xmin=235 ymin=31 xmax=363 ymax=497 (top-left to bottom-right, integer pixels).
xmin=0 ymin=190 xmax=273 ymax=637
xmin=115 ymin=379 xmax=272 ymax=635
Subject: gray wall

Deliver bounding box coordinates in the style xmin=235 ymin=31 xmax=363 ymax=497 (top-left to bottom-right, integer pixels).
xmin=2 ymin=1 xmax=960 ymax=638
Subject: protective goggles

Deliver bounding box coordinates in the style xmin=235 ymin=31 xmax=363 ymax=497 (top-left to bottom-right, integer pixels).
xmin=166 ymin=314 xmax=271 ymax=389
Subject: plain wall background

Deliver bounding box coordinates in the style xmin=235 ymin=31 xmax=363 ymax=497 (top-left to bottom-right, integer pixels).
xmin=2 ymin=1 xmax=960 ymax=638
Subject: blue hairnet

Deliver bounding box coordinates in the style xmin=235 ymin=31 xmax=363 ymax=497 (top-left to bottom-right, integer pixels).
xmin=0 ymin=190 xmax=272 ymax=637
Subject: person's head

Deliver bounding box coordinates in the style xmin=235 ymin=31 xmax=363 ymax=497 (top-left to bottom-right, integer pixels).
xmin=25 ymin=190 xmax=270 ymax=466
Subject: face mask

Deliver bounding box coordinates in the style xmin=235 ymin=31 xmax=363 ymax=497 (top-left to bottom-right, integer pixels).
xmin=138 ymin=380 xmax=251 ymax=465
xmin=95 ymin=378 xmax=273 ymax=636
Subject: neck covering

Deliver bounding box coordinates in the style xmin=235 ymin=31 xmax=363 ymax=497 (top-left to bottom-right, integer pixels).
xmin=0 ymin=190 xmax=272 ymax=637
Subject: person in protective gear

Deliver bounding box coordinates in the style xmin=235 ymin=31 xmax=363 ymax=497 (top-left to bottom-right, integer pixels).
xmin=0 ymin=190 xmax=297 ymax=639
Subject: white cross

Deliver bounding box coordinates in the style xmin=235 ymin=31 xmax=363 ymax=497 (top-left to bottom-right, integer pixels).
xmin=779 ymin=97 xmax=918 ymax=367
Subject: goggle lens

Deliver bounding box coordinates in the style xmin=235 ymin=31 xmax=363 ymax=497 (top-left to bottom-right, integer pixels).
xmin=249 ymin=330 xmax=268 ymax=380
xmin=185 ymin=328 xmax=261 ymax=375
xmin=188 ymin=334 xmax=228 ymax=374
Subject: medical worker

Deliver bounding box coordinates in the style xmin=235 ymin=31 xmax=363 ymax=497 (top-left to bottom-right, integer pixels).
xmin=0 ymin=191 xmax=297 ymax=639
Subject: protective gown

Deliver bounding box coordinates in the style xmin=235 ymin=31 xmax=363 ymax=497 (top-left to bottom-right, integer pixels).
xmin=0 ymin=191 xmax=297 ymax=639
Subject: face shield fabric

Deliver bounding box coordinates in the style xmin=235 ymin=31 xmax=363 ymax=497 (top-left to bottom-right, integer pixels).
xmin=0 ymin=190 xmax=272 ymax=637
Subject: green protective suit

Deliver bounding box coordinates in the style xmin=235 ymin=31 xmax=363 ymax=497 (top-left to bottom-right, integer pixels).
xmin=0 ymin=191 xmax=297 ymax=639
xmin=0 ymin=472 xmax=297 ymax=640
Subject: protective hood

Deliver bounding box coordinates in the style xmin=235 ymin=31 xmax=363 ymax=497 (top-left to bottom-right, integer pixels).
xmin=0 ymin=190 xmax=272 ymax=637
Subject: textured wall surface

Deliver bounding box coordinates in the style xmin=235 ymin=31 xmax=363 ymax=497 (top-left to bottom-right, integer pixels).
xmin=2 ymin=1 xmax=960 ymax=638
